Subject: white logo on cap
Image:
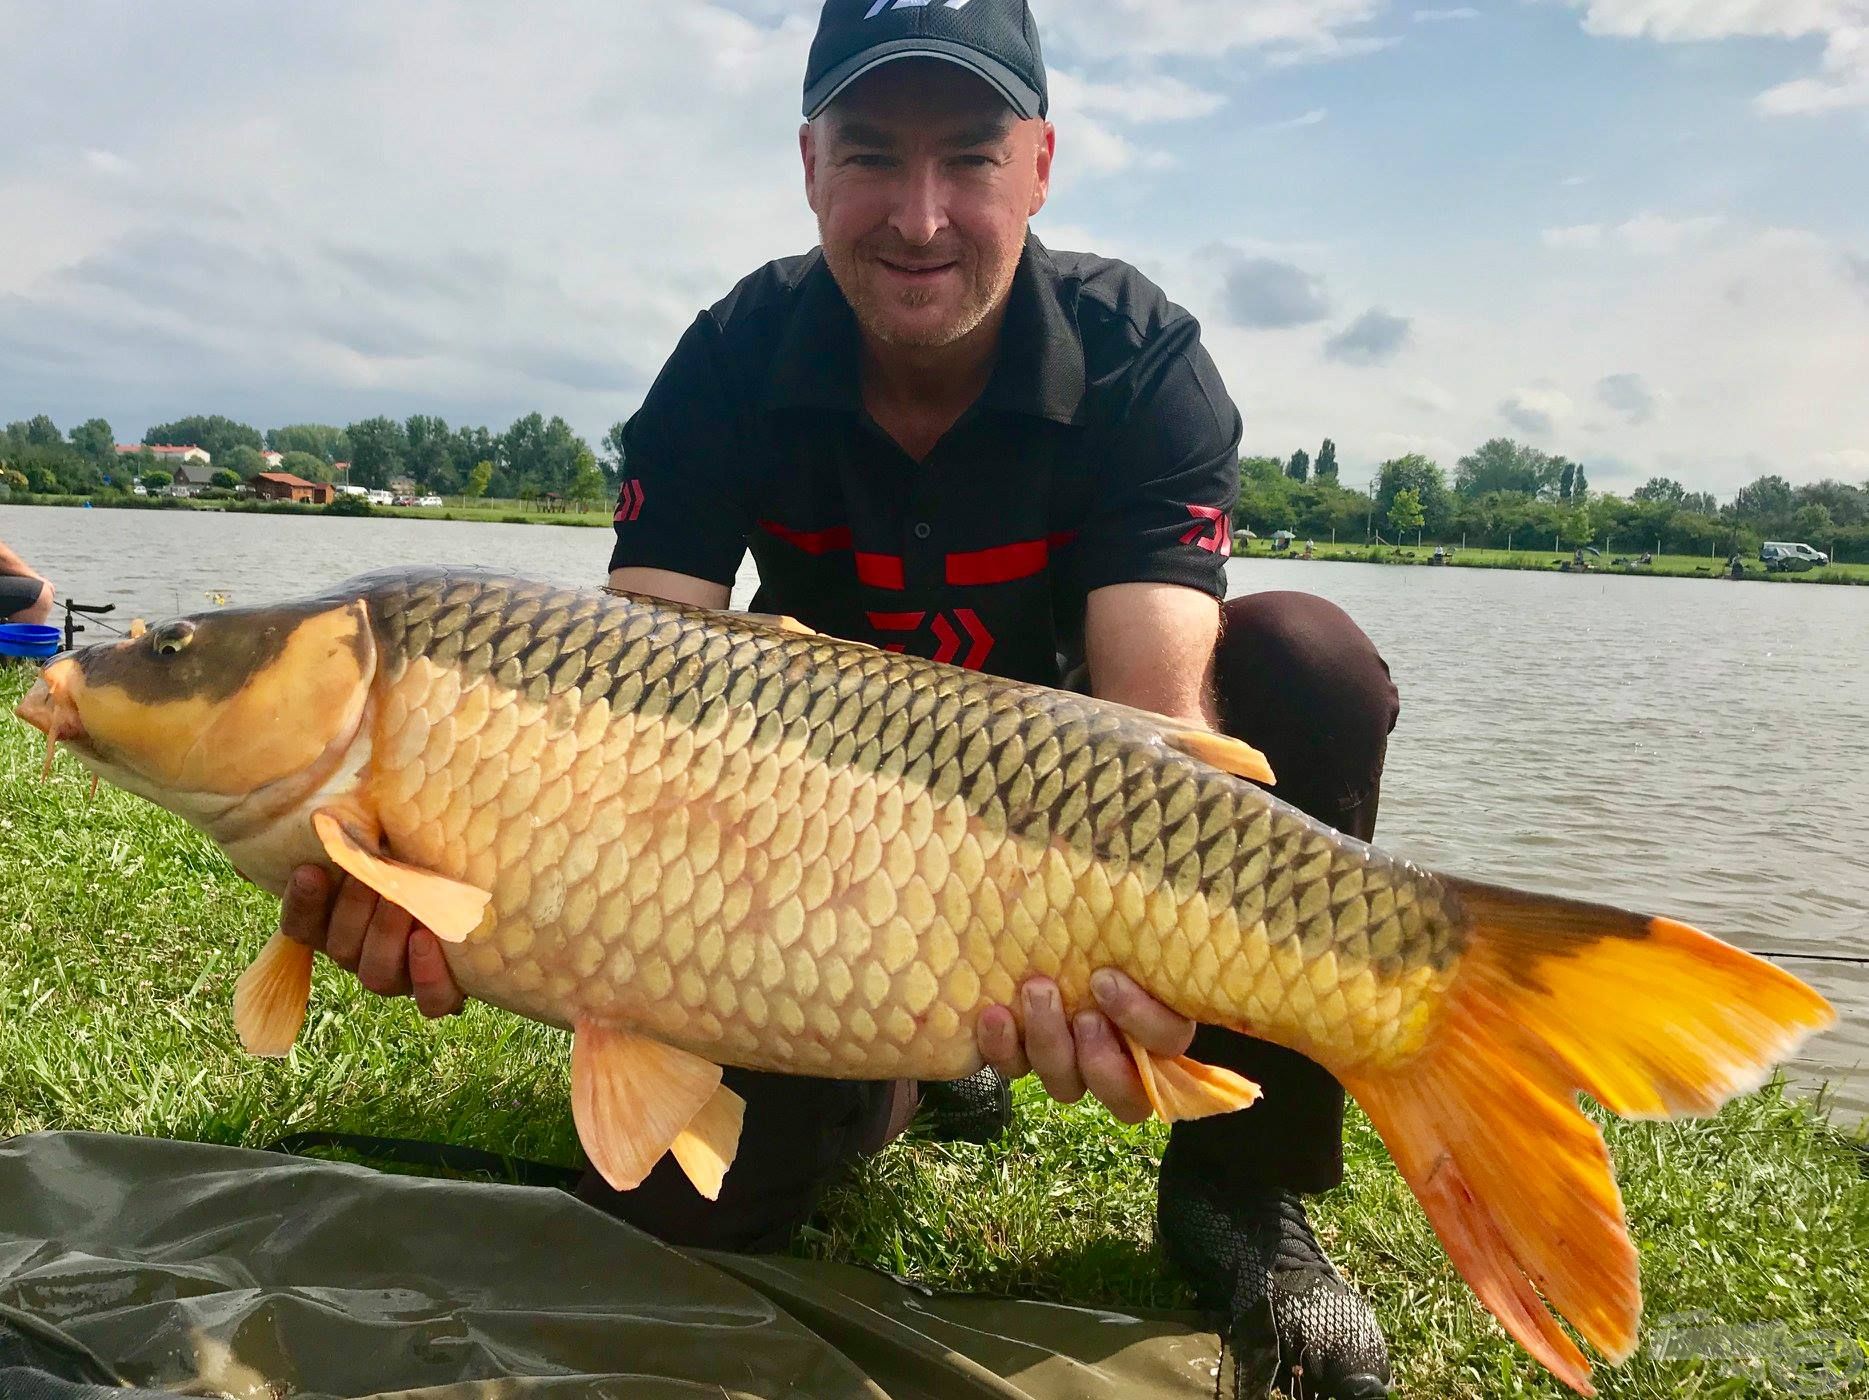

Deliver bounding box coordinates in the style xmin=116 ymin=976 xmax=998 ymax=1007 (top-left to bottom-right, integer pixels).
xmin=865 ymin=0 xmax=973 ymax=18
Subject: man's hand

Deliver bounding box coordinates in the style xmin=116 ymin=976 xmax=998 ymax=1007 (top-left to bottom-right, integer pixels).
xmin=977 ymin=970 xmax=1194 ymax=1124
xmin=279 ymin=865 xmax=466 ymax=1020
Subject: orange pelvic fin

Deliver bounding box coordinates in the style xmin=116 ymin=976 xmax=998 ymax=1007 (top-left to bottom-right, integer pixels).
xmin=1166 ymin=729 xmax=1276 ymax=787
xmin=1119 ymin=1033 xmax=1262 ymax=1122
xmin=572 ymin=1021 xmax=725 ymax=1194
xmin=311 ymin=809 xmax=490 ymax=943
xmin=669 ymin=1082 xmax=748 ymax=1201
xmin=742 ymin=612 xmax=818 ymax=637
xmin=232 ymin=932 xmax=314 ymax=1057
xmin=1342 ymin=878 xmax=1835 ymax=1397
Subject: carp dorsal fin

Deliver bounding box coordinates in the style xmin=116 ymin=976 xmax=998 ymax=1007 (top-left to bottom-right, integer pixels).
xmin=669 ymin=1083 xmax=747 ymax=1201
xmin=1119 ymin=1032 xmax=1263 ymax=1122
xmin=232 ymin=931 xmax=314 ymax=1057
xmin=1165 ymin=729 xmax=1277 ymax=787
xmin=311 ymin=809 xmax=491 ymax=944
xmin=741 ymin=612 xmax=818 ymax=637
xmin=572 ymin=1022 xmax=727 ymax=1196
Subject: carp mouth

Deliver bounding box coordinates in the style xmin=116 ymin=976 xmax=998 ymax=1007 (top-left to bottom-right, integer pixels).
xmin=14 ymin=659 xmax=89 ymax=779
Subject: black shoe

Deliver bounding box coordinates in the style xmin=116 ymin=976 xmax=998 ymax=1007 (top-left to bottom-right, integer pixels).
xmin=1158 ymin=1162 xmax=1391 ymax=1399
xmin=913 ymin=1066 xmax=1013 ymax=1144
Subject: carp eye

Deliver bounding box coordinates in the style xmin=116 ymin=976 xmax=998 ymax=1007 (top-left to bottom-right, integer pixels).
xmin=151 ymin=622 xmax=195 ymax=657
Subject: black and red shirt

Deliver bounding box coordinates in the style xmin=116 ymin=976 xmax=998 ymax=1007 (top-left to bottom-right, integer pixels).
xmin=608 ymin=236 xmax=1241 ymax=686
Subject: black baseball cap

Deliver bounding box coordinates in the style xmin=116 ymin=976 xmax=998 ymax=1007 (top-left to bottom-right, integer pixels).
xmin=803 ymin=0 xmax=1048 ymax=122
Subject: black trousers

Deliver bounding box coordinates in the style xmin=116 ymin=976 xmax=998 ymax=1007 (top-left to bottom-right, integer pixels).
xmin=579 ymin=590 xmax=1400 ymax=1248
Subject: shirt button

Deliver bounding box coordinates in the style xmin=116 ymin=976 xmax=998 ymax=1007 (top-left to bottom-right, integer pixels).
xmin=913 ymin=522 xmax=932 ymax=540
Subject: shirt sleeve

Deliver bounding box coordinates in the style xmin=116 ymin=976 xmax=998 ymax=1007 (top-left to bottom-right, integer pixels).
xmin=1074 ymin=316 xmax=1242 ymax=602
xmin=607 ymin=312 xmax=752 ymax=587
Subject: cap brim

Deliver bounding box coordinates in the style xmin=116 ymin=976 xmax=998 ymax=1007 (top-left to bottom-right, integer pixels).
xmin=804 ymin=39 xmax=1043 ymax=121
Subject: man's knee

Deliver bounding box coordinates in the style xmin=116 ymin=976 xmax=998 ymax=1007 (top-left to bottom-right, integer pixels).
xmin=1213 ymin=591 xmax=1398 ymax=811
xmin=26 ymin=580 xmax=54 ymax=625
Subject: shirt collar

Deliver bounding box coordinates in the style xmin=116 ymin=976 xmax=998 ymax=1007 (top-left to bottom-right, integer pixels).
xmin=762 ymin=236 xmax=1088 ymax=425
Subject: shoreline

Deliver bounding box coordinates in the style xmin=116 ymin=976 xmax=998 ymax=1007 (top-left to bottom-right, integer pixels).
xmin=1234 ymin=540 xmax=1869 ymax=585
xmin=5 ymin=493 xmax=1865 ymax=585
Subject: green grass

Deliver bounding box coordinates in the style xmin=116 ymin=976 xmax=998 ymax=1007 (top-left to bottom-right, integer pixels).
xmin=2 ymin=664 xmax=1864 ymax=1397
xmin=1238 ymin=542 xmax=1869 ymax=585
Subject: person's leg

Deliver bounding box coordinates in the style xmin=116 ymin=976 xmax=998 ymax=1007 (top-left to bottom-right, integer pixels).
xmin=0 ymin=576 xmax=51 ymax=625
xmin=575 ymin=1067 xmax=907 ymax=1253
xmin=1170 ymin=590 xmax=1397 ymax=1194
xmin=1157 ymin=589 xmax=1400 ymax=1399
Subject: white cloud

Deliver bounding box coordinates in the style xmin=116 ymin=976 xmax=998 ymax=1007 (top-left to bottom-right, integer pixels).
xmin=1047 ymin=70 xmax=1227 ymax=124
xmin=1813 ymin=447 xmax=1869 ymax=475
xmin=1404 ymin=379 xmax=1458 ymax=413
xmin=1413 ymin=7 xmax=1481 ymax=20
xmin=1499 ymin=387 xmax=1576 ymax=435
xmin=1562 ymin=1 xmax=1869 ymax=114
xmin=1041 ymin=0 xmax=1394 ymax=66
xmin=1544 ymin=223 xmax=1605 ymax=249
xmin=1542 ymin=213 xmax=1724 ymax=254
xmin=1561 ymin=173 xmax=1591 ymax=187
xmin=1270 ymin=107 xmax=1331 ymax=128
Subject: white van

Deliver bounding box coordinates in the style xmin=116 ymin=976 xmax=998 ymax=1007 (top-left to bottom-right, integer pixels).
xmin=1759 ymin=541 xmax=1829 ymax=572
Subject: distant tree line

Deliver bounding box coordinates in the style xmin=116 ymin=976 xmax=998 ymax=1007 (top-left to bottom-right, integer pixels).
xmin=1 ymin=411 xmax=633 ymax=511
xmin=1235 ymin=436 xmax=1869 ymax=561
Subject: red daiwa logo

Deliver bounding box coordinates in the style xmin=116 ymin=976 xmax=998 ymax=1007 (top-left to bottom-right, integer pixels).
xmin=1180 ymin=503 xmax=1232 ymax=554
xmin=867 ymin=608 xmax=993 ymax=669
xmin=614 ymin=479 xmax=645 ymax=523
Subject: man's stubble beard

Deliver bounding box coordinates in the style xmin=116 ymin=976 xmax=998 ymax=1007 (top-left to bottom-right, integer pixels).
xmin=828 ymin=236 xmax=1020 ymax=350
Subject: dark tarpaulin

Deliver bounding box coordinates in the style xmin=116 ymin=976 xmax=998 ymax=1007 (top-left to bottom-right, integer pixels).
xmin=0 ymin=1133 xmax=1222 ymax=1398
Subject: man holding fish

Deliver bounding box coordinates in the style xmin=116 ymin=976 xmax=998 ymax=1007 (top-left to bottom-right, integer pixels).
xmin=272 ymin=3 xmax=1397 ymax=1395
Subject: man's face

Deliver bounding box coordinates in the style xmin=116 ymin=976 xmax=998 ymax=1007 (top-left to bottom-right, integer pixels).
xmin=802 ymin=61 xmax=1054 ymax=350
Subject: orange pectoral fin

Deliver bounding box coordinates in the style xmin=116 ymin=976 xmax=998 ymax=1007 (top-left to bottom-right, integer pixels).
xmin=311 ymin=809 xmax=490 ymax=943
xmin=1119 ymin=1033 xmax=1262 ymax=1122
xmin=572 ymin=1022 xmax=725 ymax=1194
xmin=232 ymin=932 xmax=314 ymax=1057
xmin=1167 ymin=730 xmax=1277 ymax=787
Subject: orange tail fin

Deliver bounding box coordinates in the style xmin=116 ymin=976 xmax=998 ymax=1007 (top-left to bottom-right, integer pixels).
xmin=1340 ymin=878 xmax=1834 ymax=1398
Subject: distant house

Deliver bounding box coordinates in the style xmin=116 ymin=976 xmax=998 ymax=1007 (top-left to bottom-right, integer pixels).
xmin=249 ymin=472 xmax=335 ymax=505
xmin=167 ymin=464 xmax=210 ymax=499
xmin=260 ymin=450 xmax=285 ymax=469
xmin=116 ymin=443 xmax=211 ymax=468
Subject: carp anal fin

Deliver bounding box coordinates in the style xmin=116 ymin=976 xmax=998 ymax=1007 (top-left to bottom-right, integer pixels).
xmin=1119 ymin=1033 xmax=1262 ymax=1122
xmin=1166 ymin=730 xmax=1277 ymax=788
xmin=572 ymin=1021 xmax=730 ymax=1196
xmin=233 ymin=932 xmax=314 ymax=1057
xmin=742 ymin=612 xmax=817 ymax=636
xmin=311 ymin=809 xmax=491 ymax=943
xmin=669 ymin=1083 xmax=748 ymax=1201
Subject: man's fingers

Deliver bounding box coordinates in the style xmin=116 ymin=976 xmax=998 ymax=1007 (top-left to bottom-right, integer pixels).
xmin=976 ymin=1004 xmax=1030 ymax=1080
xmin=1074 ymin=1011 xmax=1153 ymax=1124
xmin=325 ymin=876 xmax=378 ymax=973
xmin=278 ymin=866 xmax=335 ymax=951
xmin=1021 ymin=979 xmax=1085 ymax=1104
xmin=408 ymin=929 xmax=466 ymax=1019
xmin=1090 ymin=968 xmax=1195 ymax=1058
xmin=356 ymin=898 xmax=415 ymax=998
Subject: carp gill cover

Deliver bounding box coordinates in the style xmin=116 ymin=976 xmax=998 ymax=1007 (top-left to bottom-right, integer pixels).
xmin=13 ymin=566 xmax=1834 ymax=1396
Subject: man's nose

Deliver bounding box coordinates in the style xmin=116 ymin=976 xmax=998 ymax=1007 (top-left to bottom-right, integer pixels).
xmin=888 ymin=163 xmax=948 ymax=246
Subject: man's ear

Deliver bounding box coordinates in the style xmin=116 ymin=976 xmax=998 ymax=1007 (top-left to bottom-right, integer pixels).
xmin=800 ymin=121 xmax=820 ymax=214
xmin=1028 ymin=121 xmax=1056 ymax=217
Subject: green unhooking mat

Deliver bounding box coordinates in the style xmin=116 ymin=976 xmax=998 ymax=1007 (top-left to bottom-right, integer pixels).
xmin=0 ymin=1133 xmax=1221 ymax=1398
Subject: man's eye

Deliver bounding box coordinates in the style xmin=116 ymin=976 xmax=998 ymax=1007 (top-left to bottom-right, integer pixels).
xmin=846 ymin=154 xmax=895 ymax=169
xmin=953 ymin=155 xmax=996 ymax=168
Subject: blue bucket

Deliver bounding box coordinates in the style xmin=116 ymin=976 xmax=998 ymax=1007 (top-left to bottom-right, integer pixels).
xmin=0 ymin=624 xmax=62 ymax=660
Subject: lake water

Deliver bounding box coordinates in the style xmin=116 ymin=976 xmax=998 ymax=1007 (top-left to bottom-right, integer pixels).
xmin=5 ymin=503 xmax=1865 ymax=1125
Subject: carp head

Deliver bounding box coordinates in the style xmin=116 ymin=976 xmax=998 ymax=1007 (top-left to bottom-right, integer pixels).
xmin=14 ymin=595 xmax=378 ymax=827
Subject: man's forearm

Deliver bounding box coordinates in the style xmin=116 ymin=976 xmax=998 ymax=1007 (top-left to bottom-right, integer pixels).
xmin=0 ymin=542 xmax=41 ymax=580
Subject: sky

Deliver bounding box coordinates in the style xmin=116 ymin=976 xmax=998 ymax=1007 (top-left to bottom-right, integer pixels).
xmin=2 ymin=0 xmax=1866 ymax=497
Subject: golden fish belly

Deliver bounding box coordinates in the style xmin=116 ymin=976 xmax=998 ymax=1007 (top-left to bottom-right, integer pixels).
xmin=362 ymin=573 xmax=1465 ymax=1081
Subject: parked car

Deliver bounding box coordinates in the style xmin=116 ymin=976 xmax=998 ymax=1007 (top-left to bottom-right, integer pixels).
xmin=1759 ymin=541 xmax=1829 ymax=572
xmin=416 ymin=495 xmax=444 ymax=508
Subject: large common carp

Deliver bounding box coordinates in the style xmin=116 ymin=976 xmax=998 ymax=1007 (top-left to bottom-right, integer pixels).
xmin=13 ymin=566 xmax=1833 ymax=1396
